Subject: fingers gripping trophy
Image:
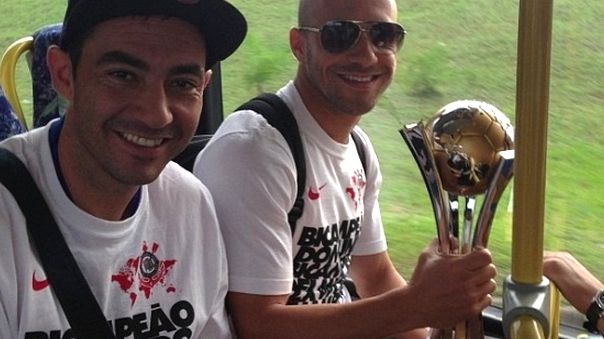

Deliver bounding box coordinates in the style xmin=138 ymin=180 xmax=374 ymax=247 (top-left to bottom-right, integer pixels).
xmin=400 ymin=100 xmax=514 ymax=339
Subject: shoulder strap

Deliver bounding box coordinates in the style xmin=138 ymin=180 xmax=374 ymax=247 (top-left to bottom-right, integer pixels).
xmin=236 ymin=94 xmax=369 ymax=235
xmin=173 ymin=133 xmax=213 ymax=171
xmin=350 ymin=130 xmax=368 ymax=174
xmin=237 ymin=94 xmax=306 ymax=234
xmin=0 ymin=148 xmax=115 ymax=339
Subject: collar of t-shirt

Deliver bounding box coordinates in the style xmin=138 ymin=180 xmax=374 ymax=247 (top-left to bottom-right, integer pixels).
xmin=48 ymin=118 xmax=141 ymax=218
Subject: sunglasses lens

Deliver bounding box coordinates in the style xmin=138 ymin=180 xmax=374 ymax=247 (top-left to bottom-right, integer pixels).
xmin=321 ymin=21 xmax=360 ymax=53
xmin=370 ymin=23 xmax=405 ymax=52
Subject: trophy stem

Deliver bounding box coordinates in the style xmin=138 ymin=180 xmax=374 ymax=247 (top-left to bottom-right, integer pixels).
xmin=467 ymin=316 xmax=485 ymax=338
xmin=450 ymin=194 xmax=459 ymax=241
xmin=455 ymin=323 xmax=467 ymax=339
xmin=472 ymin=150 xmax=515 ymax=248
xmin=400 ymin=124 xmax=452 ymax=253
xmin=462 ymin=197 xmax=476 ymax=254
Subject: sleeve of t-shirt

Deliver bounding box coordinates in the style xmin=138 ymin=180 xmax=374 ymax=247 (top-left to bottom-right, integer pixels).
xmin=193 ymin=111 xmax=298 ymax=296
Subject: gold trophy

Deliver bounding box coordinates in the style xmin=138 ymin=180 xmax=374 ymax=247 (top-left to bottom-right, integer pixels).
xmin=400 ymin=100 xmax=514 ymax=339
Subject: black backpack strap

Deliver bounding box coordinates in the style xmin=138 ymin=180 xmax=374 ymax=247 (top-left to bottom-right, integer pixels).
xmin=172 ymin=134 xmax=213 ymax=171
xmin=237 ymin=93 xmax=306 ymax=234
xmin=0 ymin=148 xmax=115 ymax=339
xmin=350 ymin=130 xmax=368 ymax=174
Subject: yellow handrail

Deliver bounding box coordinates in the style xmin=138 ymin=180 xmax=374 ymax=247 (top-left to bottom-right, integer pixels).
xmin=549 ymin=285 xmax=561 ymax=339
xmin=0 ymin=36 xmax=33 ymax=130
xmin=509 ymin=315 xmax=546 ymax=339
xmin=509 ymin=0 xmax=555 ymax=337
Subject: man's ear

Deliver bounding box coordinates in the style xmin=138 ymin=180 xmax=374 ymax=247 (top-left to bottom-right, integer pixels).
xmin=203 ymin=69 xmax=213 ymax=90
xmin=46 ymin=46 xmax=74 ymax=102
xmin=289 ymin=28 xmax=305 ymax=62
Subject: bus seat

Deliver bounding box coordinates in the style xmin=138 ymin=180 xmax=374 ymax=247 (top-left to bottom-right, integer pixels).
xmin=0 ymin=23 xmax=65 ymax=132
xmin=0 ymin=36 xmax=33 ymax=130
xmin=0 ymin=87 xmax=25 ymax=141
xmin=30 ymin=24 xmax=66 ymax=128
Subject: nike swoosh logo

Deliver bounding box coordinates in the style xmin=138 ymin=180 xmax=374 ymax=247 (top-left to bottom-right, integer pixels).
xmin=32 ymin=271 xmax=49 ymax=291
xmin=308 ymin=184 xmax=327 ymax=201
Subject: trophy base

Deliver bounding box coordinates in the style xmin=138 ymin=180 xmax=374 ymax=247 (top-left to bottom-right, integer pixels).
xmin=429 ymin=316 xmax=484 ymax=339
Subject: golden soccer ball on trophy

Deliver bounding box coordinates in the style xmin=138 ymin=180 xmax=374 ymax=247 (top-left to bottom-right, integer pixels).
xmin=427 ymin=100 xmax=514 ymax=196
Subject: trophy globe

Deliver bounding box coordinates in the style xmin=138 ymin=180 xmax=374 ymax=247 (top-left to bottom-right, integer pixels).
xmin=427 ymin=100 xmax=514 ymax=196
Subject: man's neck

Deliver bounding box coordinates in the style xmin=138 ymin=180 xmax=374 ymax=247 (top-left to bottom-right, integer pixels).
xmin=50 ymin=118 xmax=141 ymax=221
xmin=293 ymin=77 xmax=361 ymax=144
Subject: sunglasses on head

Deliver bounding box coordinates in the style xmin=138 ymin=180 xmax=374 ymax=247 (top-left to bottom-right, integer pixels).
xmin=298 ymin=20 xmax=406 ymax=54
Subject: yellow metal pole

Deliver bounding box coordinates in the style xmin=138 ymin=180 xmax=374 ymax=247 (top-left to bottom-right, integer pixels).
xmin=512 ymin=0 xmax=553 ymax=287
xmin=509 ymin=315 xmax=546 ymax=339
xmin=549 ymin=285 xmax=561 ymax=339
xmin=510 ymin=0 xmax=554 ymax=337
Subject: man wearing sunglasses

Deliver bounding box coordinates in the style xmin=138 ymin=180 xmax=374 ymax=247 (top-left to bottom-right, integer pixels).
xmin=194 ymin=0 xmax=497 ymax=338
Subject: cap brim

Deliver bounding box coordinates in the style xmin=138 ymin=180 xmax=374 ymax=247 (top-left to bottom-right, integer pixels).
xmin=196 ymin=0 xmax=247 ymax=67
xmin=62 ymin=0 xmax=247 ymax=68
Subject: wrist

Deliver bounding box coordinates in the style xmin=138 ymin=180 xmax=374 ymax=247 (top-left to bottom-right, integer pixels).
xmin=585 ymin=289 xmax=604 ymax=334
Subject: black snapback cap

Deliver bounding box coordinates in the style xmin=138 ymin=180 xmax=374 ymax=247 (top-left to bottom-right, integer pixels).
xmin=60 ymin=0 xmax=247 ymax=68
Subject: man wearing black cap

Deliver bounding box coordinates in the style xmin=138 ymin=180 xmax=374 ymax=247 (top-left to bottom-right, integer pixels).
xmin=0 ymin=0 xmax=245 ymax=338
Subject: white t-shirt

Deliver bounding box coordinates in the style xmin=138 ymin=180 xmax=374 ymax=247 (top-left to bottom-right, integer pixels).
xmin=0 ymin=121 xmax=232 ymax=338
xmin=194 ymin=81 xmax=387 ymax=305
